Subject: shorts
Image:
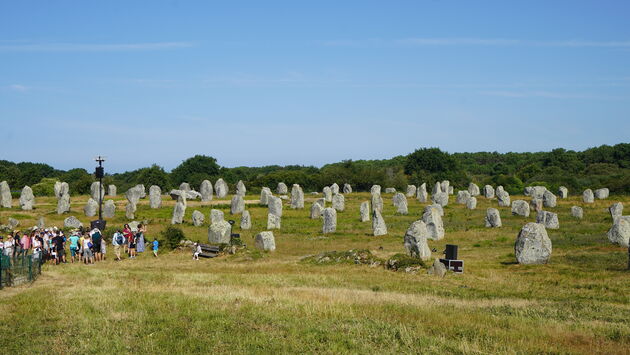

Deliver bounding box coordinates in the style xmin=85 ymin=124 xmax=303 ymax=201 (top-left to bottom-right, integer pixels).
xmin=70 ymin=247 xmax=78 ymax=257
xmin=129 ymin=243 xmax=136 ymax=249
xmin=93 ymin=243 xmax=101 ymax=253
xmin=56 ymin=248 xmax=65 ymax=258
xmin=83 ymin=249 xmax=93 ymax=258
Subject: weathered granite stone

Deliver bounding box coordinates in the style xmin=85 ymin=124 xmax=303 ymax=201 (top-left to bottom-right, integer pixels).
xmin=468 ymin=183 xmax=480 ymax=196
xmin=456 ymin=190 xmax=471 ymax=204
xmin=424 ymin=204 xmax=444 ymax=217
xmin=310 ymin=202 xmax=324 ymax=219
xmin=558 ymin=186 xmax=568 ymax=199
xmin=240 ymin=210 xmax=251 ymax=230
xmin=385 ymin=187 xmax=396 ymax=194
xmin=515 ymin=223 xmax=552 ymax=264
xmin=536 ymin=211 xmax=559 ymax=229
xmin=84 ymin=198 xmax=98 ymax=217
xmin=370 ymin=185 xmax=381 ymax=195
xmin=406 ymin=185 xmax=417 ymax=197
xmin=427 ymin=258 xmax=447 ymax=277
xmin=323 ymin=186 xmax=332 ymax=202
xmin=267 ymin=213 xmax=281 ymax=229
xmin=57 ymin=193 xmax=70 ymax=214
xmin=441 ymin=180 xmax=450 ymax=194
xmin=268 ymin=196 xmax=283 ymax=217
xmin=431 ymin=192 xmax=449 ymax=207
xmin=526 ymin=186 xmax=547 ymax=199
xmin=179 ymin=182 xmax=191 ymax=192
xmin=19 ymin=186 xmax=34 ymax=210
xmin=392 ymin=193 xmax=408 ymax=214
xmin=236 ymin=180 xmax=246 ymax=196
xmin=255 ymin=231 xmax=276 ymax=251
xmin=125 ymin=203 xmax=136 ymax=220
xmin=322 ymin=207 xmax=337 ymax=233
xmin=403 ymin=220 xmax=431 ymax=260
xmin=277 ymin=182 xmax=288 ymax=194
xmin=200 ymin=180 xmax=213 ymax=202
xmin=330 ymin=183 xmax=339 ymax=195
xmin=0 ymin=181 xmax=12 ymax=208
xmin=530 ymin=198 xmax=543 ymax=213
xmin=422 ymin=207 xmax=444 ymax=241
xmin=149 ymin=185 xmax=162 ymax=209
xmin=372 ymin=210 xmax=387 ymax=236
xmin=171 ymin=201 xmax=186 ymax=224
xmin=466 ymin=196 xmax=477 ymax=210
xmin=260 ymin=187 xmax=272 ymax=205
xmin=90 ymin=182 xmax=105 ymax=202
xmin=208 ymin=220 xmax=231 ymax=244
xmin=583 ymin=189 xmax=595 ymax=203
xmin=371 ymin=193 xmax=383 ymax=212
xmin=609 ymin=202 xmax=623 ymax=221
xmin=343 ymin=183 xmax=352 ymax=194
xmin=126 ymin=185 xmax=143 ymax=205
xmin=108 ymin=184 xmax=117 ymax=196
xmin=332 ymin=193 xmax=345 ymax=212
xmin=290 ymin=184 xmax=304 ymax=209
xmin=607 ymin=216 xmax=630 ymax=248
xmin=36 ymin=217 xmax=45 ymax=229
xmin=594 ymin=188 xmax=609 ymax=199
xmin=432 ymin=182 xmax=441 ymax=195
xmin=360 ymin=201 xmax=370 ymax=222
xmin=8 ymin=217 xmax=19 ymax=229
xmin=54 ymin=181 xmax=62 ymax=198
xmin=571 ymin=206 xmax=583 ymax=219
xmin=543 ymin=191 xmax=557 ymax=208
xmin=103 ymin=200 xmax=116 ymax=218
xmin=497 ymin=187 xmax=511 ymax=207
xmin=210 ymin=209 xmax=224 ymax=224
xmin=485 ymin=208 xmax=502 ymax=227
xmin=64 ymin=216 xmax=83 ymax=229
xmin=448 ymin=186 xmax=454 ymax=195
xmin=230 ymin=195 xmax=245 ymax=214
xmin=215 ymin=178 xmax=229 ymax=198
xmin=192 ymin=210 xmax=205 ymax=226
xmin=511 ymin=200 xmax=530 ymax=217
xmin=417 ymin=183 xmax=428 ymax=202
xmin=483 ymin=185 xmax=495 ymax=199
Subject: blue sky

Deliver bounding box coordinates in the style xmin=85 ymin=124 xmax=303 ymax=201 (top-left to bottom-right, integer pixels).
xmin=1 ymin=1 xmax=629 ymax=173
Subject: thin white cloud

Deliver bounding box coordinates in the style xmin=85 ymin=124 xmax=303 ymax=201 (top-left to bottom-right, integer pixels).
xmin=322 ymin=37 xmax=630 ymax=48
xmin=6 ymin=84 xmax=29 ymax=92
xmin=0 ymin=41 xmax=195 ymax=52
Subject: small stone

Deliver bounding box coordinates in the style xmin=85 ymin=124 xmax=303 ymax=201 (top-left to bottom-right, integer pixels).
xmin=210 ymin=209 xmax=224 ymax=224
xmin=424 ymin=204 xmax=444 ymax=217
xmin=536 ymin=211 xmax=559 ymax=229
xmin=90 ymin=182 xmax=105 ymax=202
xmin=466 ymin=197 xmax=477 ymax=210
xmin=416 ymin=183 xmax=428 ymax=202
xmin=322 ymin=207 xmax=337 ymax=233
xmin=19 ymin=186 xmax=35 ymax=210
xmin=260 ymin=187 xmax=272 ymax=205
xmin=191 ymin=210 xmax=204 ymax=226
xmin=403 ymin=220 xmax=431 ymax=260
xmin=215 ymin=178 xmax=229 ymax=198
xmin=558 ymin=186 xmax=568 ymax=199
xmin=84 ymin=198 xmax=98 ymax=217
xmin=126 ymin=185 xmax=143 ymax=205
xmin=385 ymin=188 xmax=396 ymax=194
xmin=543 ymin=190 xmax=557 ymax=208
xmin=468 ymin=183 xmax=480 ymax=196
xmin=36 ymin=217 xmax=45 ymax=229
xmin=483 ymin=185 xmax=495 ymax=198
xmin=171 ymin=201 xmax=186 ymax=224
xmin=236 ymin=180 xmax=246 ymax=196
xmin=290 ymin=184 xmax=304 ymax=209
xmin=422 ymin=207 xmax=444 ymax=240
xmin=609 ymin=202 xmax=623 ymax=221
xmin=571 ymin=206 xmax=583 ymax=219
xmin=515 ymin=222 xmax=552 ymax=264
xmin=343 ymin=183 xmax=352 ymax=194
xmin=240 ymin=210 xmax=251 ymax=230
xmin=432 ymin=192 xmax=449 ymax=207
xmin=441 ymin=180 xmax=450 ymax=194
xmin=594 ymin=188 xmax=609 ymax=199
xmin=267 ymin=213 xmax=281 ymax=229
xmin=108 ymin=184 xmax=117 ymax=196
xmin=406 ymin=185 xmax=417 ymax=197
xmin=583 ymin=189 xmax=594 ymax=203
xmin=323 ymin=186 xmax=332 ymax=202
xmin=330 ymin=183 xmax=340 ymax=195
xmin=276 ymin=182 xmax=288 ymax=194
xmin=530 ymin=198 xmax=543 ymax=213
xmin=456 ymin=190 xmax=471 ymax=204
xmin=427 ymin=259 xmax=447 ymax=277
xmin=8 ymin=217 xmax=19 ymax=229
xmin=497 ymin=187 xmax=511 ymax=207
xmin=103 ymin=200 xmax=116 ymax=218
xmin=208 ymin=220 xmax=231 ymax=244
xmin=255 ymin=231 xmax=276 ymax=251
xmin=64 ymin=216 xmax=83 ymax=229
xmin=179 ymin=182 xmax=191 ymax=192
xmin=485 ymin=208 xmax=502 ymax=227
xmin=360 ymin=201 xmax=370 ymax=222
xmin=200 ymin=180 xmax=213 ymax=202
xmin=372 ymin=210 xmax=387 ymax=236
xmin=57 ymin=193 xmax=70 ymax=214
xmin=230 ymin=195 xmax=245 ymax=214
xmin=268 ymin=196 xmax=283 ymax=217
xmin=149 ymin=185 xmax=162 ymax=209
xmin=511 ymin=200 xmax=530 ymax=217
xmin=607 ymin=216 xmax=630 ymax=248
xmin=125 ymin=203 xmax=136 ymax=219
xmin=392 ymin=193 xmax=408 ymax=214
xmin=371 ymin=185 xmax=381 ymax=195
xmin=0 ymin=181 xmax=12 ymax=208
xmin=332 ymin=194 xmax=345 ymax=212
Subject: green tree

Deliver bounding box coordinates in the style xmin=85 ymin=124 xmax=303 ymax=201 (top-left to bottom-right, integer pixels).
xmin=136 ymin=164 xmax=170 ymax=190
xmin=170 ymin=155 xmax=220 ymax=187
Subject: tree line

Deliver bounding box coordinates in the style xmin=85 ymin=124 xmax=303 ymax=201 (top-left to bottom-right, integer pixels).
xmin=1 ymin=143 xmax=629 ymax=197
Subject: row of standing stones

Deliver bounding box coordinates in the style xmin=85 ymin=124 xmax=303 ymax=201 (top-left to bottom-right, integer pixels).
xmin=1 ymin=180 xmax=627 ymax=260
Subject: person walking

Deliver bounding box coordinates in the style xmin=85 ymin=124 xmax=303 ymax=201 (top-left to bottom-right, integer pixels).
xmin=152 ymin=238 xmax=158 ymax=258
xmin=112 ymin=230 xmax=124 ymax=261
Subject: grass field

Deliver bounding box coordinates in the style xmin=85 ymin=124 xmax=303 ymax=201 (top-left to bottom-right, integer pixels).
xmin=0 ymin=190 xmax=629 ymax=354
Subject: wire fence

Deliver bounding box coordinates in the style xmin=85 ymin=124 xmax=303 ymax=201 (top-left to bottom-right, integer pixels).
xmin=0 ymin=253 xmax=43 ymax=289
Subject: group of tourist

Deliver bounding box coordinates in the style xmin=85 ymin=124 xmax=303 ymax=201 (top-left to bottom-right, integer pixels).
xmin=0 ymin=223 xmax=159 ymax=266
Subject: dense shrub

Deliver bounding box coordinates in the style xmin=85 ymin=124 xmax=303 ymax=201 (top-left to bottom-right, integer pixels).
xmin=160 ymin=226 xmax=186 ymax=250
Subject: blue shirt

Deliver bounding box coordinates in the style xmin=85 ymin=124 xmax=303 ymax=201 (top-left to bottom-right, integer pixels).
xmin=152 ymin=240 xmax=158 ymax=250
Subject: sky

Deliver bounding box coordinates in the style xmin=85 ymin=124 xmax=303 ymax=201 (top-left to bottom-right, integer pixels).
xmin=1 ymin=0 xmax=629 ymax=173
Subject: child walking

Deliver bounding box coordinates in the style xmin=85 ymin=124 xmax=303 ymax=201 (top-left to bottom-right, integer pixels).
xmin=152 ymin=238 xmax=158 ymax=257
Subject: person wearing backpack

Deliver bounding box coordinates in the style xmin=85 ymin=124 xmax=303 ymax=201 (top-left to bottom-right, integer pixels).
xmin=90 ymin=229 xmax=103 ymax=262
xmin=112 ymin=230 xmax=124 ymax=261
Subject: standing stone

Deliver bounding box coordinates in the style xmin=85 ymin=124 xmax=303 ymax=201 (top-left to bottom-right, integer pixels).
xmin=332 ymin=194 xmax=345 ymax=212
xmin=84 ymin=198 xmax=98 ymax=217
xmin=392 ymin=193 xmax=408 ymax=214
xmin=125 ymin=203 xmax=136 ymax=220
xmin=536 ymin=211 xmax=559 ymax=229
xmin=371 ymin=193 xmax=383 ymax=212
xmin=7 ymin=218 xmax=19 ymax=229
xmin=103 ymin=200 xmax=116 ymax=218
xmin=468 ymin=183 xmax=480 ymax=196
xmin=255 ymin=231 xmax=276 ymax=251
xmin=323 ymin=186 xmax=332 ymax=202
xmin=267 ymin=213 xmax=281 ymax=229
xmin=466 ymin=197 xmax=477 ymax=210
xmin=594 ymin=188 xmax=609 ymax=199
xmin=403 ymin=220 xmax=432 ymax=260
xmin=372 ymin=210 xmax=387 ymax=236
xmin=485 ymin=208 xmax=502 ymax=227
xmin=215 ymin=178 xmax=229 ymax=198
xmin=456 ymin=190 xmax=471 ymax=204
xmin=527 ymin=186 xmax=547 ymax=199
xmin=149 ymin=185 xmax=162 ymax=209
xmin=483 ymin=185 xmax=495 ymax=199
xmin=260 ymin=187 xmax=272 ymax=205
xmin=64 ymin=216 xmax=83 ymax=229
xmin=427 ymin=258 xmax=447 ymax=277
xmin=515 ymin=223 xmax=552 ymax=264
xmin=607 ymin=216 xmax=630 ymax=248
xmin=54 ymin=181 xmax=62 ymax=198
xmin=210 ymin=209 xmax=224 ymax=224
xmin=558 ymin=186 xmax=568 ymax=199
xmin=59 ymin=182 xmax=69 ymax=196
xmin=543 ymin=191 xmax=557 ymax=208
xmin=416 ymin=183 xmax=428 ymax=202
xmin=208 ymin=220 xmax=231 ymax=244
xmin=57 ymin=193 xmax=70 ymax=214
xmin=90 ymin=181 xmax=105 ymax=202
xmin=200 ymin=180 xmax=213 ymax=202
xmin=192 ymin=210 xmax=205 ymax=226
xmin=277 ymin=182 xmax=288 ymax=194
xmin=19 ymin=186 xmax=34 ymax=210
xmin=571 ymin=206 xmax=583 ymax=219
xmin=370 ymin=185 xmax=381 ymax=195
xmin=406 ymin=185 xmax=417 ymax=197
xmin=422 ymin=207 xmax=444 ymax=241
xmin=582 ymin=189 xmax=594 ymax=203
xmin=424 ymin=204 xmax=444 ymax=217
xmin=609 ymin=202 xmax=623 ymax=221
xmin=343 ymin=183 xmax=352 ymax=194
xmin=36 ymin=217 xmax=45 ymax=229
xmin=108 ymin=184 xmax=117 ymax=196
xmin=441 ymin=180 xmax=450 ymax=194
xmin=268 ymin=196 xmax=283 ymax=217
xmin=511 ymin=200 xmax=530 ymax=217
xmin=360 ymin=201 xmax=370 ymax=222
xmin=179 ymin=182 xmax=191 ymax=192
xmin=530 ymin=198 xmax=543 ymax=213
xmin=322 ymin=207 xmax=337 ymax=233
xmin=330 ymin=183 xmax=340 ymax=195
xmin=240 ymin=210 xmax=251 ymax=230
xmin=125 ymin=185 xmax=143 ymax=206
xmin=431 ymin=192 xmax=449 ymax=207
xmin=171 ymin=201 xmax=186 ymax=224
xmin=236 ymin=180 xmax=246 ymax=196
xmin=0 ymin=181 xmax=12 ymax=208
xmin=448 ymin=186 xmax=454 ymax=195
xmin=230 ymin=195 xmax=245 ymax=214
xmin=385 ymin=188 xmax=396 ymax=194
xmin=310 ymin=203 xmax=324 ymax=219
xmin=431 ymin=182 xmax=441 ymax=195
xmin=315 ymin=198 xmax=326 ymax=209
xmin=290 ymin=184 xmax=304 ymax=209
xmin=496 ymin=187 xmax=511 ymax=207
